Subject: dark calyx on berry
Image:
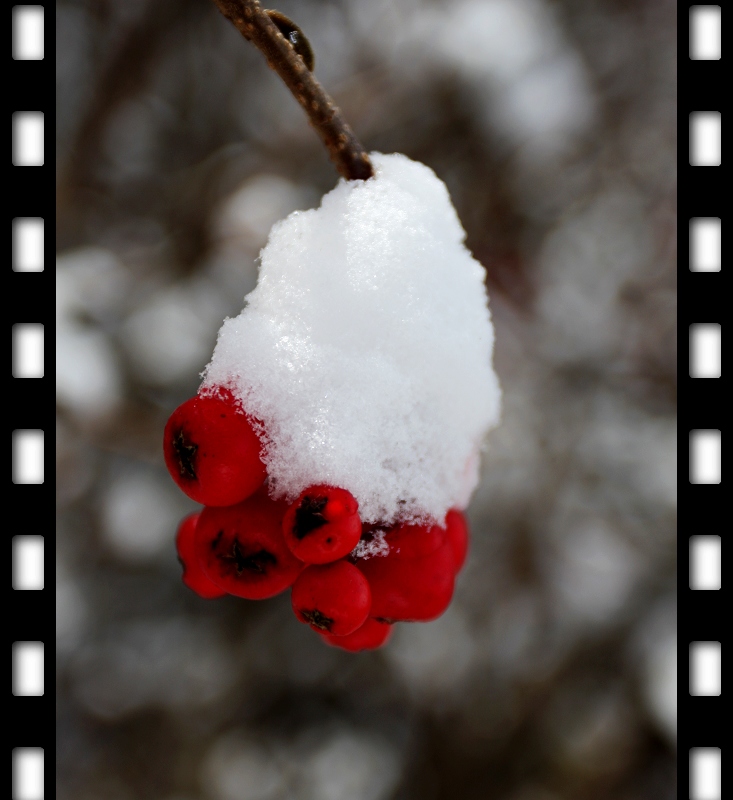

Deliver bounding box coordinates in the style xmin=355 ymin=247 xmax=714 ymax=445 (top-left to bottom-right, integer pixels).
xmin=163 ymin=391 xmax=267 ymax=507
xmin=195 ymin=491 xmax=304 ymax=599
xmin=220 ymin=538 xmax=277 ymax=575
xmin=173 ymin=428 xmax=197 ymax=480
xmin=301 ymin=608 xmax=334 ymax=631
xmin=291 ymin=561 xmax=371 ymax=636
xmin=283 ymin=486 xmax=362 ymax=565
xmin=293 ymin=495 xmax=328 ymax=539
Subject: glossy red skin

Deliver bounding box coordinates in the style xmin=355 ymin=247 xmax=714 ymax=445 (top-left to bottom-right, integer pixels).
xmin=291 ymin=561 xmax=371 ymax=636
xmin=282 ymin=485 xmax=362 ymax=564
xmin=383 ymin=521 xmax=447 ymax=560
xmin=445 ymin=509 xmax=469 ymax=573
xmin=163 ymin=389 xmax=267 ymax=507
xmin=356 ymin=541 xmax=455 ymax=622
xmin=320 ymin=617 xmax=393 ymax=652
xmin=195 ymin=490 xmax=304 ymax=599
xmin=175 ymin=512 xmax=226 ymax=599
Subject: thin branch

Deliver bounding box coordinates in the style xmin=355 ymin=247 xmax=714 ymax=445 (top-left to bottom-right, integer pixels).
xmin=210 ymin=0 xmax=374 ymax=181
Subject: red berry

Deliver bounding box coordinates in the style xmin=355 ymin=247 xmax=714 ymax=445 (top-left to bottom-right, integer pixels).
xmin=445 ymin=509 xmax=469 ymax=572
xmin=383 ymin=521 xmax=447 ymax=560
xmin=195 ymin=490 xmax=304 ymax=599
xmin=320 ymin=617 xmax=393 ymax=652
xmin=291 ymin=561 xmax=371 ymax=636
xmin=356 ymin=541 xmax=455 ymax=622
xmin=282 ymin=485 xmax=361 ymax=564
xmin=175 ymin=512 xmax=226 ymax=599
xmin=163 ymin=388 xmax=267 ymax=507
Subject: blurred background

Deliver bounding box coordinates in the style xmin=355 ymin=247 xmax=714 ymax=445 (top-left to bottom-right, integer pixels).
xmin=56 ymin=1 xmax=677 ymax=798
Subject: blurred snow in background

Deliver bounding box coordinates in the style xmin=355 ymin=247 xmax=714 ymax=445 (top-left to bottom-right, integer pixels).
xmin=100 ymin=466 xmax=184 ymax=562
xmin=421 ymin=0 xmax=596 ymax=162
xmin=120 ymin=278 xmax=227 ymax=386
xmin=55 ymin=0 xmax=676 ymax=798
xmin=56 ymin=247 xmax=127 ymax=419
xmin=201 ymin=726 xmax=402 ymax=800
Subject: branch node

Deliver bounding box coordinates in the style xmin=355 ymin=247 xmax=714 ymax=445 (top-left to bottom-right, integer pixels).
xmin=210 ymin=0 xmax=373 ymax=181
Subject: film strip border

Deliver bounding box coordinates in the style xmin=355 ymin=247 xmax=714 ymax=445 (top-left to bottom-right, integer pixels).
xmin=10 ymin=6 xmax=50 ymax=800
xmin=682 ymin=5 xmax=723 ymax=800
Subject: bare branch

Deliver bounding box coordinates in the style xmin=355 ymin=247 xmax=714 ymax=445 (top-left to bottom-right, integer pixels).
xmin=210 ymin=0 xmax=374 ymax=181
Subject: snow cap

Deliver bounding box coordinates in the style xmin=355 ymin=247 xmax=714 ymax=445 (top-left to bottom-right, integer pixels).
xmin=203 ymin=153 xmax=501 ymax=524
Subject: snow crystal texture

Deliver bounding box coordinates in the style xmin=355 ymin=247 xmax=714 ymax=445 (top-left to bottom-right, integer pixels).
xmin=203 ymin=153 xmax=500 ymax=524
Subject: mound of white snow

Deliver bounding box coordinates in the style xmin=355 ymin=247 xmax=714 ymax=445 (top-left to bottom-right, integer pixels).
xmin=203 ymin=153 xmax=500 ymax=524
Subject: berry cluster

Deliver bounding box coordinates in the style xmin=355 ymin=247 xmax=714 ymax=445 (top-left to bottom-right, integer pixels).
xmin=165 ymin=388 xmax=469 ymax=652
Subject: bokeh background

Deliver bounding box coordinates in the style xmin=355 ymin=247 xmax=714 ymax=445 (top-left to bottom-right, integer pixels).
xmin=56 ymin=1 xmax=677 ymax=798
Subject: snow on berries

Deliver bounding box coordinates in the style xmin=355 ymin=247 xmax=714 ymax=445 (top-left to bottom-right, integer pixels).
xmin=202 ymin=152 xmax=500 ymax=524
xmin=164 ymin=152 xmax=500 ymax=651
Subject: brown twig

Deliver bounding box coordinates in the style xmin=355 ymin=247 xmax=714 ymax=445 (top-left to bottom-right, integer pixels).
xmin=210 ymin=0 xmax=373 ymax=181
